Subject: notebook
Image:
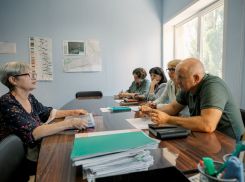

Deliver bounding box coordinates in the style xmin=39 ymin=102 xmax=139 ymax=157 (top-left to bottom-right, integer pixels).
xmin=120 ymin=101 xmax=138 ymax=106
xmin=109 ymin=106 xmax=131 ymax=112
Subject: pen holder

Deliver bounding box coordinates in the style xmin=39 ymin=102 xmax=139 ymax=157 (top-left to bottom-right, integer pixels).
xmin=197 ymin=161 xmax=238 ymax=182
xmin=223 ymin=153 xmax=245 ymax=171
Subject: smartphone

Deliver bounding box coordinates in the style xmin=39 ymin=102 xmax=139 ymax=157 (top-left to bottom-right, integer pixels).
xmin=149 ymin=123 xmax=177 ymax=129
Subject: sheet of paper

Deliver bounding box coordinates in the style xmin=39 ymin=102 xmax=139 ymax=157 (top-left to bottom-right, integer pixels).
xmin=29 ymin=37 xmax=53 ymax=80
xmin=0 ymin=42 xmax=16 ymax=54
xmin=63 ymin=40 xmax=84 ymax=55
xmin=62 ymin=39 xmax=102 ymax=72
xmin=130 ymin=106 xmax=141 ymax=112
xmin=114 ymin=100 xmax=123 ymax=103
xmin=126 ymin=117 xmax=154 ymax=129
xmin=100 ymin=107 xmax=111 ymax=112
xmin=188 ymin=173 xmax=200 ymax=182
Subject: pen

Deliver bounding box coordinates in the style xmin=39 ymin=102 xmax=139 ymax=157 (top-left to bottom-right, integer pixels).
xmin=216 ymin=141 xmax=245 ymax=175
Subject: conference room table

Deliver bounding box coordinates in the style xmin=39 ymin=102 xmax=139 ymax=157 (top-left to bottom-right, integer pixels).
xmin=36 ymin=96 xmax=236 ymax=182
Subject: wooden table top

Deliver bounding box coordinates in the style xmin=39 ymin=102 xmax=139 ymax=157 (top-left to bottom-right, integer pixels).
xmin=36 ymin=96 xmax=236 ymax=182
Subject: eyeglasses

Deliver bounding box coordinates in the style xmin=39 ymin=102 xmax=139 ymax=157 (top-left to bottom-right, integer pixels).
xmin=166 ymin=68 xmax=175 ymax=73
xmin=13 ymin=72 xmax=37 ymax=78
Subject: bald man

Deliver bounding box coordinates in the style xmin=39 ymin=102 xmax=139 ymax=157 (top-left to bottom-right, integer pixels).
xmin=143 ymin=58 xmax=244 ymax=139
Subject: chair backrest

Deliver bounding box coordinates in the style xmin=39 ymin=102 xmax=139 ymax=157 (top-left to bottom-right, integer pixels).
xmin=76 ymin=91 xmax=103 ymax=99
xmin=0 ymin=135 xmax=29 ymax=182
xmin=240 ymin=109 xmax=245 ymax=127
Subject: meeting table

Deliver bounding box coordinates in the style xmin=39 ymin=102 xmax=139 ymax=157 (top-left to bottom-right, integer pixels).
xmin=35 ymin=96 xmax=236 ymax=182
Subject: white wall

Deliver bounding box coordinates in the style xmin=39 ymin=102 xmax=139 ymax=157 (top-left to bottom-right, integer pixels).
xmin=0 ymin=0 xmax=163 ymax=109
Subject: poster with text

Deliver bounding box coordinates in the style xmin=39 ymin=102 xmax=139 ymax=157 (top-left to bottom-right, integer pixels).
xmin=29 ymin=37 xmax=53 ymax=80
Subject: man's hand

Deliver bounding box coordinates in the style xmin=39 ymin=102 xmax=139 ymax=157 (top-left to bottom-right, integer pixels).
xmin=73 ymin=109 xmax=88 ymax=115
xmin=150 ymin=109 xmax=170 ymax=123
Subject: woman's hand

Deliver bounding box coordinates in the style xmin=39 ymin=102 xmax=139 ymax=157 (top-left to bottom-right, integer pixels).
xmin=70 ymin=118 xmax=88 ymax=130
xmin=119 ymin=92 xmax=126 ymax=98
xmin=151 ymin=79 xmax=159 ymax=86
xmin=141 ymin=105 xmax=152 ymax=116
xmin=145 ymin=101 xmax=153 ymax=107
xmin=134 ymin=93 xmax=139 ymax=99
xmin=73 ymin=109 xmax=88 ymax=115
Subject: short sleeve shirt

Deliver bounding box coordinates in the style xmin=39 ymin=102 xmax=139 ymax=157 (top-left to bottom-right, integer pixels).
xmin=176 ymin=74 xmax=244 ymax=139
xmin=0 ymin=92 xmax=52 ymax=148
xmin=126 ymin=78 xmax=151 ymax=95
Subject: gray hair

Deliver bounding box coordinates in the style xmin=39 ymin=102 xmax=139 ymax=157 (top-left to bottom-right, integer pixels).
xmin=0 ymin=62 xmax=31 ymax=91
xmin=168 ymin=59 xmax=182 ymax=67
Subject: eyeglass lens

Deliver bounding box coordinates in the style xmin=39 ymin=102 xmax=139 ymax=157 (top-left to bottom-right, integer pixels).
xmin=166 ymin=68 xmax=175 ymax=72
xmin=31 ymin=72 xmax=37 ymax=77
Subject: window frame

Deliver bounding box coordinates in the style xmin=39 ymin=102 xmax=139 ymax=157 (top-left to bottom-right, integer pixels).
xmin=174 ymin=0 xmax=224 ymax=77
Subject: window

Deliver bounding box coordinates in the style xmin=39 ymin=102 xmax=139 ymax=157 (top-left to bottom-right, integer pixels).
xmin=174 ymin=2 xmax=224 ymax=78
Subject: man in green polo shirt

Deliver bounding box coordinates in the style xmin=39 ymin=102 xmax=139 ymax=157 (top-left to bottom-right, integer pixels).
xmin=144 ymin=58 xmax=244 ymax=139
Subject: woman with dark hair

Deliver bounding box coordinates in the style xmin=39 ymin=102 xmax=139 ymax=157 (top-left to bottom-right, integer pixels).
xmin=119 ymin=67 xmax=150 ymax=98
xmin=134 ymin=67 xmax=167 ymax=101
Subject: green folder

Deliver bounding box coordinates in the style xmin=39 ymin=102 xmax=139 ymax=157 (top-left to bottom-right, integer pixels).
xmin=71 ymin=131 xmax=158 ymax=161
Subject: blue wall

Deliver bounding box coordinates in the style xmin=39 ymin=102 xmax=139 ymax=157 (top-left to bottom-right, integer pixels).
xmin=162 ymin=0 xmax=196 ymax=23
xmin=162 ymin=0 xmax=245 ymax=109
xmin=0 ymin=0 xmax=163 ymax=109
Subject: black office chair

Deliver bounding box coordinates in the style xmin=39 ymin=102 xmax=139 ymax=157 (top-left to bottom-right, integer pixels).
xmin=240 ymin=109 xmax=245 ymax=124
xmin=0 ymin=135 xmax=29 ymax=182
xmin=76 ymin=91 xmax=103 ymax=99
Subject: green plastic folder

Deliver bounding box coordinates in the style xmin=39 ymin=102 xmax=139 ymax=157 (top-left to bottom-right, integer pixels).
xmin=109 ymin=106 xmax=131 ymax=112
xmin=71 ymin=131 xmax=158 ymax=161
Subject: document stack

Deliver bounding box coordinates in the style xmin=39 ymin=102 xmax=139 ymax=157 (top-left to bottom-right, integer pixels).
xmin=70 ymin=129 xmax=160 ymax=182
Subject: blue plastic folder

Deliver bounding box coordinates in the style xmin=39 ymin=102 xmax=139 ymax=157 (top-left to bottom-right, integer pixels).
xmin=109 ymin=106 xmax=131 ymax=112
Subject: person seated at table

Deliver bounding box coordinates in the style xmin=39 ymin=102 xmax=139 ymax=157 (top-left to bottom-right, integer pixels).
xmin=119 ymin=67 xmax=150 ymax=98
xmin=142 ymin=58 xmax=244 ymax=139
xmin=0 ymin=62 xmax=89 ymax=174
xmin=133 ymin=67 xmax=167 ymax=102
xmin=146 ymin=59 xmax=190 ymax=116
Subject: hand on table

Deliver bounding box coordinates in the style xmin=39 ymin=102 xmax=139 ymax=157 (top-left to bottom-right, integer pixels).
xmin=70 ymin=118 xmax=88 ymax=130
xmin=141 ymin=105 xmax=152 ymax=116
xmin=73 ymin=109 xmax=88 ymax=115
xmin=150 ymin=109 xmax=170 ymax=123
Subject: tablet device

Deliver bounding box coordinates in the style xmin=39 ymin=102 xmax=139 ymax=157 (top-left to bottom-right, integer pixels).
xmin=149 ymin=123 xmax=177 ymax=129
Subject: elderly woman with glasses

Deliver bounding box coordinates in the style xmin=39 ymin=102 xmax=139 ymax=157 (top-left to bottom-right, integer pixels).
xmin=146 ymin=59 xmax=190 ymax=116
xmin=0 ymin=62 xmax=88 ymax=174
